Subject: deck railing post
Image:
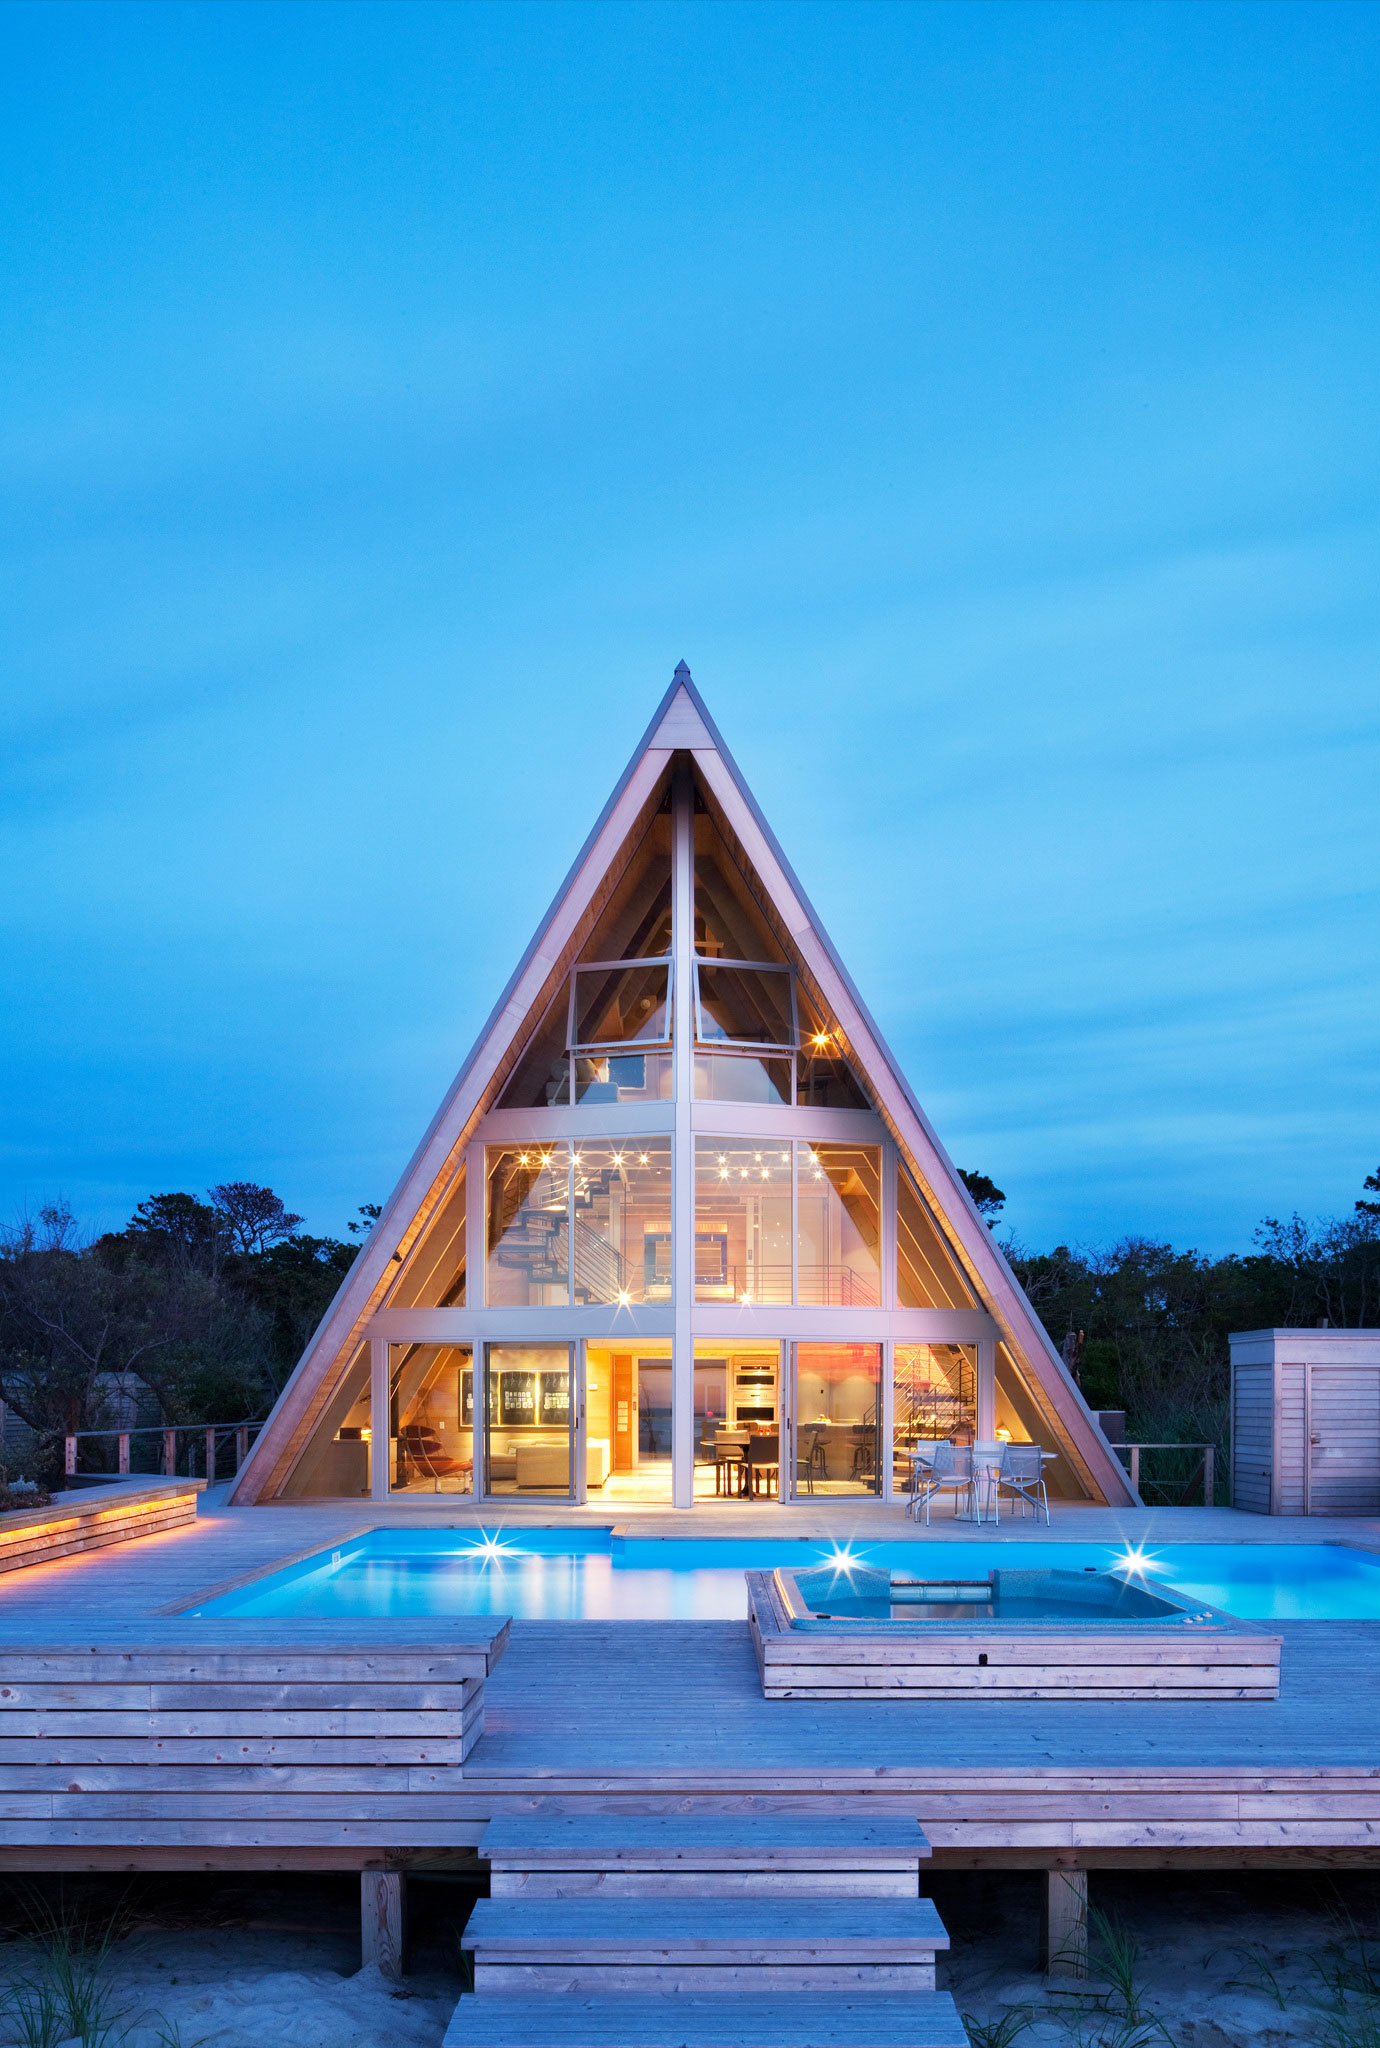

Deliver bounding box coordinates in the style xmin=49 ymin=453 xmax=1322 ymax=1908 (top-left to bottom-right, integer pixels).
xmin=118 ymin=1433 xmax=130 ymax=1475
xmin=65 ymin=1435 xmax=77 ymax=1477
xmin=236 ymin=1425 xmax=249 ymax=1469
xmin=205 ymin=1428 xmax=216 ymax=1481
xmin=1129 ymin=1445 xmax=1140 ymax=1494
xmin=164 ymin=1430 xmax=178 ymax=1477
xmin=1204 ymin=1446 xmax=1215 ymax=1506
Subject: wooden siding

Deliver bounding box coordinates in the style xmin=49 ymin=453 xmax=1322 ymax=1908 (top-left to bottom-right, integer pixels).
xmin=1307 ymin=1366 xmax=1380 ymax=1516
xmin=1278 ymin=1360 xmax=1307 ymax=1515
xmin=1232 ymin=1364 xmax=1273 ymax=1515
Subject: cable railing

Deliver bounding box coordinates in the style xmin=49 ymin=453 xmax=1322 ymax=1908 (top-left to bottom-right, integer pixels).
xmin=1110 ymin=1441 xmax=1217 ymax=1507
xmin=63 ymin=1420 xmax=265 ymax=1484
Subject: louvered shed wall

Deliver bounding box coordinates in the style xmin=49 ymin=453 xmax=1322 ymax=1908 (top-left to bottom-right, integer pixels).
xmin=1231 ymin=1330 xmax=1380 ymax=1516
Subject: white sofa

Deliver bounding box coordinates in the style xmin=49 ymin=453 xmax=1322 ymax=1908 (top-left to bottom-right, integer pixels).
xmin=514 ymin=1438 xmax=611 ymax=1491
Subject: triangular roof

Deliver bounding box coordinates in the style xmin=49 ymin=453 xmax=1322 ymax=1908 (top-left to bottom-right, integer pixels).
xmin=233 ymin=664 xmax=1133 ymax=1506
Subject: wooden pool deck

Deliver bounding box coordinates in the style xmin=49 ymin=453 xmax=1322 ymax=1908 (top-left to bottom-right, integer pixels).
xmin=1 ymin=1487 xmax=1379 ymax=1874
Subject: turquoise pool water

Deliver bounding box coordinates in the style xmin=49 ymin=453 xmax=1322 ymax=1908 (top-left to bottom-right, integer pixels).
xmin=188 ymin=1530 xmax=1380 ymax=1623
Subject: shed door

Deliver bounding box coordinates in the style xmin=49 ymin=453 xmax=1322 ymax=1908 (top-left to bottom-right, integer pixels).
xmin=1306 ymin=1366 xmax=1380 ymax=1515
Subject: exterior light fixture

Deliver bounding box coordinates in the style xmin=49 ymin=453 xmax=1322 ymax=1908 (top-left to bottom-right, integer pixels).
xmin=616 ymin=1290 xmax=632 ymax=1308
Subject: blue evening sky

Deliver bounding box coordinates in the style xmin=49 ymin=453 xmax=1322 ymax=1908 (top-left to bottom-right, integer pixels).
xmin=3 ymin=0 xmax=1377 ymax=1255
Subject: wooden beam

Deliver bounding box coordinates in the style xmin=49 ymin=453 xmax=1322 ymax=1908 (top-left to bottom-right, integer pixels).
xmin=1041 ymin=1867 xmax=1087 ymax=1979
xmin=362 ymin=1869 xmax=406 ymax=1979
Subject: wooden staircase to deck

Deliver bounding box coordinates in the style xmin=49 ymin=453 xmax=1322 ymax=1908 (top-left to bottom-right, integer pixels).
xmin=444 ymin=1811 xmax=967 ymax=2047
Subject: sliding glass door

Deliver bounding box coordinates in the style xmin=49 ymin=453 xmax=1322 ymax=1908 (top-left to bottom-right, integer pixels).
xmin=789 ymin=1342 xmax=882 ymax=1498
xmin=483 ymin=1342 xmax=580 ymax=1500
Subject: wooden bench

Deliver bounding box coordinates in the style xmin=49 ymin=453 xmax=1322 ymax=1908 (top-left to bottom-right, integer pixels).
xmin=0 ymin=1480 xmax=204 ymax=1576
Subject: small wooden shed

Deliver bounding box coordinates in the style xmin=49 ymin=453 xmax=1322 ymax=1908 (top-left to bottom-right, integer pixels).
xmin=1230 ymin=1328 xmax=1380 ymax=1515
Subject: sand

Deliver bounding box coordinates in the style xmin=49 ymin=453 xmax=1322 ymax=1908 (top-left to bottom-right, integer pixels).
xmin=2 ymin=1869 xmax=1378 ymax=2046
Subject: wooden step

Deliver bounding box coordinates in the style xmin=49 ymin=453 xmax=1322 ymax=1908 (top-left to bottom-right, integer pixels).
xmin=444 ymin=1991 xmax=969 ymax=2047
xmin=480 ymin=1816 xmax=932 ymax=1865
xmin=480 ymin=1815 xmax=931 ymax=1895
xmin=464 ymin=1895 xmax=949 ymax=1992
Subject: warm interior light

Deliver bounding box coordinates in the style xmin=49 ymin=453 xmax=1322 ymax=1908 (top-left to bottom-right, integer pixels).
xmin=616 ymin=1289 xmax=632 ymax=1307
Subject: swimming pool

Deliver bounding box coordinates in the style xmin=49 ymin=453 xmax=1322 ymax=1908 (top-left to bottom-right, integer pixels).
xmin=188 ymin=1529 xmax=1380 ymax=1623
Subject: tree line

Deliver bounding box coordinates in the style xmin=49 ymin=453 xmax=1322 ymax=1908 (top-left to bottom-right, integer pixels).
xmin=962 ymin=1165 xmax=1380 ymax=1460
xmin=0 ymin=1184 xmax=377 ymax=1483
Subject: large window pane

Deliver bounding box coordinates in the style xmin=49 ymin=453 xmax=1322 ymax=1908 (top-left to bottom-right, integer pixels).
xmin=484 ymin=1342 xmax=574 ymax=1496
xmin=795 ymin=987 xmax=870 ymax=1109
xmin=896 ymin=1168 xmax=979 ymax=1309
xmin=498 ymin=980 xmax=572 ymax=1109
xmin=384 ymin=1170 xmax=466 ymax=1309
xmin=693 ymin=1053 xmax=791 ymax=1103
xmin=695 ymin=963 xmax=795 ymax=1049
xmin=997 ymin=1343 xmax=1084 ymax=1500
xmin=390 ymin=1344 xmax=473 ymax=1494
xmin=279 ymin=1345 xmax=370 ymax=1498
xmin=797 ymin=1145 xmax=882 ymax=1306
xmin=693 ymin=810 xmax=788 ymax=963
xmin=571 ymin=963 xmax=671 ymax=1050
xmin=892 ymin=1343 xmax=976 ymax=1495
xmin=575 ymin=1052 xmax=674 ymax=1105
xmin=793 ymin=1343 xmax=881 ymax=1497
xmin=486 ymin=1145 xmax=570 ymax=1306
xmin=694 ymin=1141 xmax=793 ymax=1304
xmin=571 ymin=1140 xmax=673 ymax=1304
xmin=582 ymin=806 xmax=673 ymax=961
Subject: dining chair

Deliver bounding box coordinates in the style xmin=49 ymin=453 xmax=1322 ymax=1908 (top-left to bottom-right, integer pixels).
xmin=909 ymin=1441 xmax=979 ymax=1524
xmin=972 ymin=1440 xmax=1008 ymax=1524
xmin=998 ymin=1443 xmax=1051 ymax=1524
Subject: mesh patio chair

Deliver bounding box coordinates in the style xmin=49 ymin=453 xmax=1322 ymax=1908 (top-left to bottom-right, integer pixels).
xmin=909 ymin=1441 xmax=980 ymax=1524
xmin=997 ymin=1443 xmax=1051 ymax=1524
xmin=972 ymin=1440 xmax=1008 ymax=1523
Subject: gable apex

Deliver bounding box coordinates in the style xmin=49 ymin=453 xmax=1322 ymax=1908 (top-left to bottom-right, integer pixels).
xmin=648 ymin=677 xmax=717 ymax=751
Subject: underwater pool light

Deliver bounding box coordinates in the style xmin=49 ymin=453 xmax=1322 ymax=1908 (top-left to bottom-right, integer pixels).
xmin=1109 ymin=1543 xmax=1165 ymax=1580
xmin=459 ymin=1529 xmax=523 ymax=1564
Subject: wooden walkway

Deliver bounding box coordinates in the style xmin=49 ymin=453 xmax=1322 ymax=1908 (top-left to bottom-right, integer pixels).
xmin=0 ymin=1491 xmax=1377 ymax=1868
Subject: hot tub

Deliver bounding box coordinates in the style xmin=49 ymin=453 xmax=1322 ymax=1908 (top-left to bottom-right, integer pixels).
xmin=747 ymin=1564 xmax=1281 ymax=1702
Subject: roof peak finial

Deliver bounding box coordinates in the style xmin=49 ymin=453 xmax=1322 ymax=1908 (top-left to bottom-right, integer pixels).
xmin=673 ymin=659 xmax=692 ymax=683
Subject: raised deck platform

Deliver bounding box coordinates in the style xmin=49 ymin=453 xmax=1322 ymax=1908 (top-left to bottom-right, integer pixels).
xmin=0 ymin=1492 xmax=1375 ymax=1874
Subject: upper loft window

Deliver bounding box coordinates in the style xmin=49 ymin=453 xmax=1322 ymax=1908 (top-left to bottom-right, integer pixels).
xmin=694 ymin=962 xmax=795 ymax=1052
xmin=571 ymin=960 xmax=672 ymax=1052
xmin=568 ymin=958 xmax=673 ymax=1106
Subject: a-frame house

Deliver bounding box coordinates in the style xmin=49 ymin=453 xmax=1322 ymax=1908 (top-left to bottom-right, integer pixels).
xmin=233 ymin=667 xmax=1134 ymax=1511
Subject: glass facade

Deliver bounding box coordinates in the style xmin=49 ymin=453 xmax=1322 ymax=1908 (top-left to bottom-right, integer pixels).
xmin=792 ymin=1343 xmax=881 ymax=1497
xmin=390 ymin=1344 xmax=473 ymax=1494
xmin=484 ymin=1342 xmax=575 ymax=1496
xmin=896 ymin=1167 xmax=978 ymax=1309
xmin=486 ymin=1145 xmax=571 ymax=1306
xmin=797 ymin=1145 xmax=882 ymax=1306
xmin=892 ymin=1342 xmax=977 ymax=1495
xmin=384 ymin=1170 xmax=466 ymax=1309
xmin=283 ymin=769 xmax=1086 ymax=1507
xmin=571 ymin=1140 xmax=673 ymax=1305
xmin=694 ymin=1141 xmax=793 ymax=1305
xmin=280 ymin=1345 xmax=371 ymax=1497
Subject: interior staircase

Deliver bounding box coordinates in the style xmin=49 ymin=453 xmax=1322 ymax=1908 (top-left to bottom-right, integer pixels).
xmin=444 ymin=1809 xmax=967 ymax=2047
